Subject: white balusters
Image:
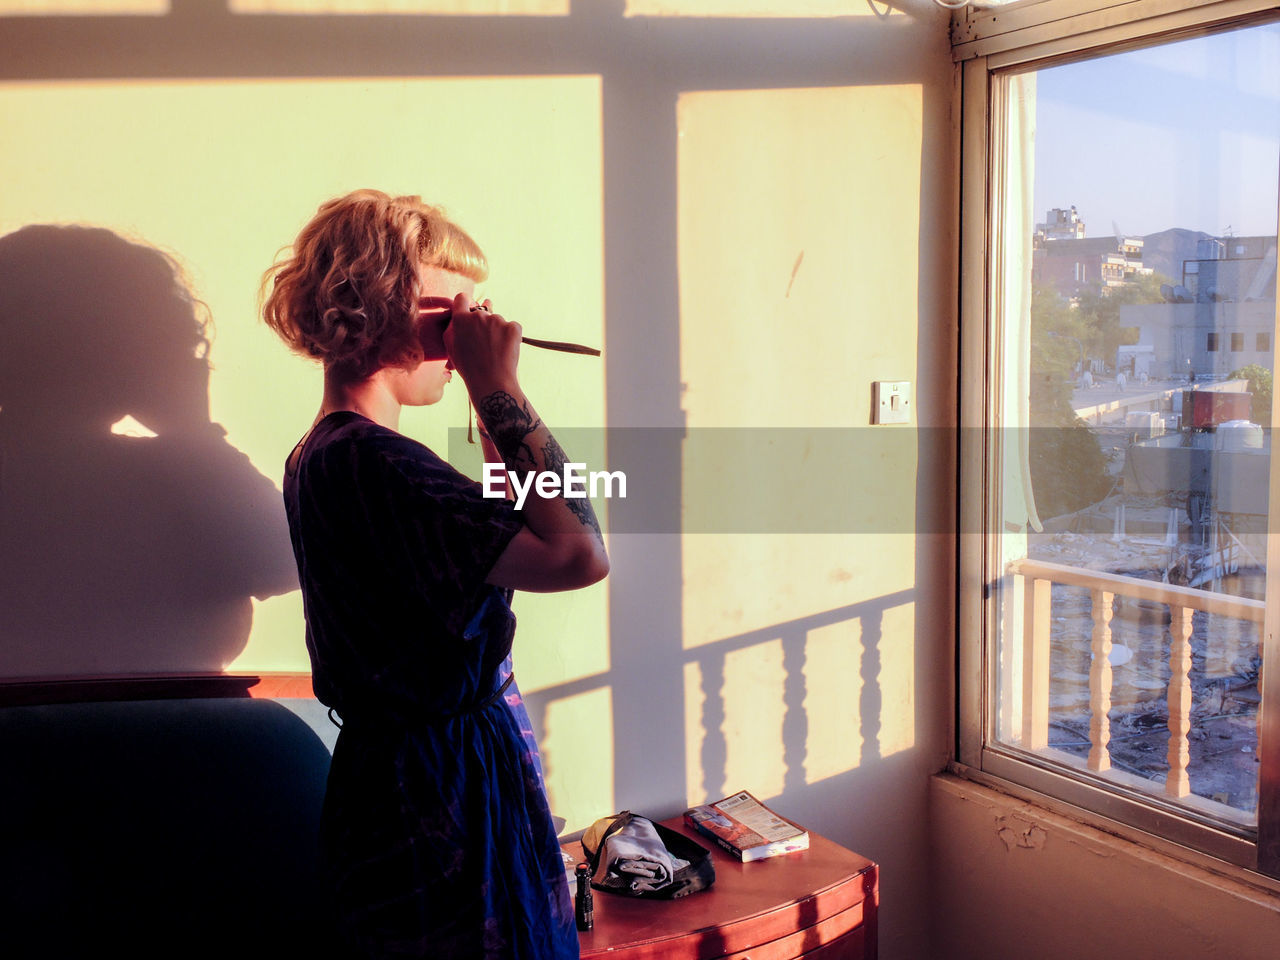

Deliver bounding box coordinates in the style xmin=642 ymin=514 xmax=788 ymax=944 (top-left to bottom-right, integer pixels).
xmin=1022 ymin=577 xmax=1050 ymax=750
xmin=1166 ymin=604 xmax=1194 ymax=798
xmin=1006 ymin=558 xmax=1264 ymax=812
xmin=1088 ymin=589 xmax=1115 ymax=772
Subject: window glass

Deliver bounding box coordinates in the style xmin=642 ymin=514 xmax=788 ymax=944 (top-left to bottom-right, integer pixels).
xmin=992 ymin=21 xmax=1279 ymax=830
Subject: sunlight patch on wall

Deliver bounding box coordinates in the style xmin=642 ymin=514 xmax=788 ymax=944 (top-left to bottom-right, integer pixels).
xmin=542 ymin=686 xmax=615 ymax=834
xmin=720 ymin=638 xmax=787 ymax=801
xmin=681 ymin=538 xmax=918 ymax=792
xmin=0 ymin=0 xmax=167 ymax=13
xmin=230 ymin=0 xmax=566 ymax=13
xmin=626 ymin=0 xmax=889 ymax=17
xmin=248 ymin=594 xmax=306 ymax=672
xmin=676 ymin=83 xmax=921 ymax=435
xmin=876 ymin=601 xmax=916 ymax=756
xmin=684 ymin=660 xmax=709 ymax=805
xmin=0 ymin=74 xmax=604 ymax=680
xmin=802 ymin=618 xmax=864 ymax=783
xmin=676 ymin=83 xmax=922 ymax=778
xmin=682 ymin=536 xmax=917 ymax=646
xmin=504 ymin=582 xmax=611 ymax=690
xmin=110 ymin=415 xmax=159 ymax=439
xmin=677 ymin=82 xmax=922 ymax=637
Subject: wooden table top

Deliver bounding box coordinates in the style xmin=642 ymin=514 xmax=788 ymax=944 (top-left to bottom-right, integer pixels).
xmin=561 ymin=816 xmax=878 ymax=960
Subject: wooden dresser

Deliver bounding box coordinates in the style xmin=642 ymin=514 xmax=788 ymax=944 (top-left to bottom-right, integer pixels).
xmin=562 ymin=816 xmax=878 ymax=960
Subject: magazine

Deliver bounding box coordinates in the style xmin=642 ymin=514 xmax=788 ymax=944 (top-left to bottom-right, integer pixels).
xmin=683 ymin=790 xmax=809 ymax=862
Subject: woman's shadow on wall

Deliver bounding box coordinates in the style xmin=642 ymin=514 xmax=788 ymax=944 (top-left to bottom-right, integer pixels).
xmin=0 ymin=224 xmax=298 ymax=677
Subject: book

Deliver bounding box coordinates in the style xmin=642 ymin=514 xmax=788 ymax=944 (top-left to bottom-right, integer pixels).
xmin=683 ymin=790 xmax=809 ymax=862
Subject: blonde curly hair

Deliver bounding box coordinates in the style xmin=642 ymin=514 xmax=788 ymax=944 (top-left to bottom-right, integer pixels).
xmin=261 ymin=189 xmax=487 ymax=380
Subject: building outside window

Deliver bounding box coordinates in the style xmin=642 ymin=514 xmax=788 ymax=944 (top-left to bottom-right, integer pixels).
xmin=958 ymin=0 xmax=1280 ymax=879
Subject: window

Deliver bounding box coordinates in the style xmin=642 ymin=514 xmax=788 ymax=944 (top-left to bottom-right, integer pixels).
xmin=958 ymin=0 xmax=1280 ymax=878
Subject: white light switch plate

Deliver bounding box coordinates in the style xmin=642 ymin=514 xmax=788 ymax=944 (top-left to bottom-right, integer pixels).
xmin=873 ymin=381 xmax=912 ymax=424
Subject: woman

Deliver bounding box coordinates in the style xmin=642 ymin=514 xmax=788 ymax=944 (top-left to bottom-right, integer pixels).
xmin=263 ymin=189 xmax=608 ymax=959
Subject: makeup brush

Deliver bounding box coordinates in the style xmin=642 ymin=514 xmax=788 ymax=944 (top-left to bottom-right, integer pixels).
xmin=518 ymin=336 xmax=600 ymax=356
xmin=418 ymin=296 xmax=601 ymax=358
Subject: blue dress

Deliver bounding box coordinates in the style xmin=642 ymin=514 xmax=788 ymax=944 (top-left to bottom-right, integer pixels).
xmin=283 ymin=411 xmax=578 ymax=959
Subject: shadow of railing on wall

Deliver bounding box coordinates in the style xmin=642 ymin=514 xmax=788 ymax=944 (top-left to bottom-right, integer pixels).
xmin=523 ymin=587 xmax=917 ymax=816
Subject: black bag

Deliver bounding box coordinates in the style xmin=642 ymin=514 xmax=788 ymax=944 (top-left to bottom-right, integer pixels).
xmin=580 ymin=811 xmax=715 ymax=900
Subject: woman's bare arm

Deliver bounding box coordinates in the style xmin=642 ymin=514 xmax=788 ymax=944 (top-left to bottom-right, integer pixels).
xmin=445 ymin=295 xmax=609 ymax=592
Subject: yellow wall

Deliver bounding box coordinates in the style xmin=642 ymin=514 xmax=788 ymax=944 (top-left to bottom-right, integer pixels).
xmin=0 ymin=73 xmax=607 ymax=675
xmin=0 ymin=6 xmax=957 ymax=957
xmin=677 ymin=84 xmax=922 ymax=801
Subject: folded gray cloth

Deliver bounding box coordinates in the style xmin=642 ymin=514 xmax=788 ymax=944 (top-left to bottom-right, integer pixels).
xmin=600 ymin=817 xmax=690 ymax=893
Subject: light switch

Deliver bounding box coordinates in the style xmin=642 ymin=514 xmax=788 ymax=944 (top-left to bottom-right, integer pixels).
xmin=873 ymin=381 xmax=912 ymax=424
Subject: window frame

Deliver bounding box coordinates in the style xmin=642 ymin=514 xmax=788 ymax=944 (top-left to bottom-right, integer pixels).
xmin=954 ymin=0 xmax=1280 ymax=880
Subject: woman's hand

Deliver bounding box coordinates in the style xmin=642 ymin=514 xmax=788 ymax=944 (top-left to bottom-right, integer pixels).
xmin=446 ymin=293 xmax=608 ymax=590
xmin=442 ymin=293 xmax=522 ymax=398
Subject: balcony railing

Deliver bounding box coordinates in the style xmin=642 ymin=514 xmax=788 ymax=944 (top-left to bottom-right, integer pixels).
xmin=1003 ymin=557 xmax=1262 ymax=821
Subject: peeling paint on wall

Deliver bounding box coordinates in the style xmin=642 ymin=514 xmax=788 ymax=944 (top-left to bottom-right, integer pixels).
xmin=996 ymin=815 xmax=1047 ymax=851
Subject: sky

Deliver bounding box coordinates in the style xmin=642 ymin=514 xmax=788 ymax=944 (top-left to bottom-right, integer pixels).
xmin=1031 ymin=19 xmax=1280 ymax=239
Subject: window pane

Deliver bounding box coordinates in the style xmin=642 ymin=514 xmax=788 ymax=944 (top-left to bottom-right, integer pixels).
xmin=991 ymin=21 xmax=1279 ymax=831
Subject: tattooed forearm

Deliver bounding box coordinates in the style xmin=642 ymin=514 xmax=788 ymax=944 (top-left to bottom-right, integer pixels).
xmin=543 ymin=435 xmax=604 ymax=543
xmin=478 ymin=391 xmax=540 ymax=474
xmin=479 ymin=389 xmax=603 ymax=543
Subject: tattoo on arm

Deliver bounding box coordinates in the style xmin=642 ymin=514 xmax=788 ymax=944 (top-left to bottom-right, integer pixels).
xmin=478 ymin=391 xmax=540 ymax=474
xmin=542 ymin=435 xmax=604 ymax=543
xmin=479 ymin=390 xmax=603 ymax=543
